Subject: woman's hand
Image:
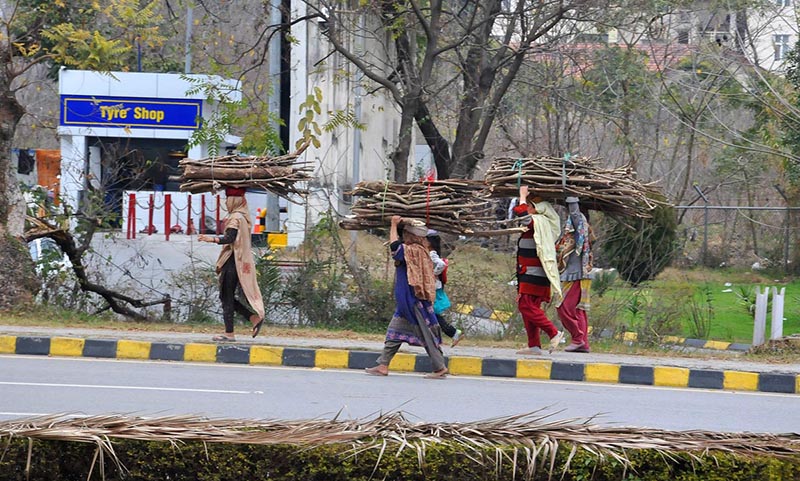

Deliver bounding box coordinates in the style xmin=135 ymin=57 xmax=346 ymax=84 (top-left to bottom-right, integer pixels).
xmin=391 ymin=215 xmax=402 ymax=225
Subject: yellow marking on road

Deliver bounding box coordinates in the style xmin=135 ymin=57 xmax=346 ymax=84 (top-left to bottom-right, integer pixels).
xmin=50 ymin=337 xmax=84 ymax=357
xmin=0 ymin=336 xmax=16 ymax=354
xmin=516 ymin=359 xmax=551 ymax=379
xmin=184 ymin=343 xmax=217 ymax=362
xmin=116 ymin=340 xmax=151 ymax=359
xmin=585 ymin=363 xmax=619 ymax=384
xmin=490 ymin=311 xmax=512 ymax=322
xmin=704 ymin=340 xmax=731 ymax=350
xmin=448 ymin=356 xmax=482 ymax=376
xmin=249 ymin=346 xmax=283 ymax=365
xmin=653 ymin=366 xmax=689 ymax=387
xmin=388 ymin=353 xmax=416 ymax=372
xmin=314 ymin=349 xmax=349 ymax=369
xmin=454 ymin=304 xmax=473 ymax=315
xmin=723 ymin=371 xmax=758 ymax=391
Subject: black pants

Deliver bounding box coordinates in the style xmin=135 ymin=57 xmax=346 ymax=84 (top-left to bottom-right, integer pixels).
xmin=436 ymin=313 xmax=457 ymax=338
xmin=219 ymin=256 xmax=254 ymax=334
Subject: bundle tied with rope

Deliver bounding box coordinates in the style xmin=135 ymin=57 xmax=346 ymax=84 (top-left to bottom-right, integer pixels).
xmin=339 ymin=179 xmax=528 ymax=236
xmin=483 ymin=156 xmax=667 ymax=218
xmin=179 ymin=141 xmax=313 ymax=199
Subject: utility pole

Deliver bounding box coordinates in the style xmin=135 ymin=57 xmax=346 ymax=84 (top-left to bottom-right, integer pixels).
xmin=349 ymin=12 xmax=365 ymax=269
xmin=184 ymin=5 xmax=193 ymax=73
xmin=774 ymin=184 xmax=790 ymax=274
xmin=693 ymin=184 xmax=709 ymax=266
xmin=266 ymin=0 xmax=283 ymax=233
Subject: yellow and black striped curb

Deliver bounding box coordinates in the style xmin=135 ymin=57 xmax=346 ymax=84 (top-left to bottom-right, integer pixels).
xmin=453 ymin=305 xmax=751 ymax=352
xmin=1 ymin=335 xmax=795 ymax=394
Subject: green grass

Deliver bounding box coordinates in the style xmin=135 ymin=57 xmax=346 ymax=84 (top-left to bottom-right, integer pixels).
xmin=602 ymin=268 xmax=800 ymax=343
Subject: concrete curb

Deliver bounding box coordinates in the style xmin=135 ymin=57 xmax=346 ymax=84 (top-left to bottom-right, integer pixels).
xmin=454 ymin=305 xmax=752 ymax=353
xmin=2 ymin=334 xmax=796 ymax=395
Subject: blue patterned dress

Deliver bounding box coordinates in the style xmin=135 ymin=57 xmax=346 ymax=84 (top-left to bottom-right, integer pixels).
xmin=385 ymin=241 xmax=442 ymax=347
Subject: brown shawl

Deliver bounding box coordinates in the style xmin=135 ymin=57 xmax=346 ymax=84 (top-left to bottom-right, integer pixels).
xmin=403 ymin=234 xmax=436 ymax=302
xmin=215 ymin=196 xmax=265 ymax=322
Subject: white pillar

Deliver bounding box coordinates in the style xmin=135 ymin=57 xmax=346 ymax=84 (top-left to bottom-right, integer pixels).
xmin=286 ymin=0 xmax=309 ymax=248
xmin=88 ymin=145 xmax=102 ymax=190
xmin=753 ymin=286 xmax=768 ymax=346
xmin=59 ymin=135 xmax=88 ymax=216
xmin=770 ymin=287 xmax=785 ymax=340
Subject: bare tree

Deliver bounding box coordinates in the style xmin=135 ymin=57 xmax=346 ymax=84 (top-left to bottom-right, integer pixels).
xmin=310 ymin=0 xmax=622 ymax=180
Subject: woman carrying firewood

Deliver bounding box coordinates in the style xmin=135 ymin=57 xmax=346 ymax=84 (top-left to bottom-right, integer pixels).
xmin=555 ymin=196 xmax=594 ymax=353
xmin=365 ymin=215 xmax=448 ymax=379
xmin=511 ymin=185 xmax=564 ymax=355
xmin=198 ymin=188 xmax=265 ymax=342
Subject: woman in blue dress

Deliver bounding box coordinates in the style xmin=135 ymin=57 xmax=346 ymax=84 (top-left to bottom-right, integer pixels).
xmin=365 ymin=215 xmax=448 ymax=378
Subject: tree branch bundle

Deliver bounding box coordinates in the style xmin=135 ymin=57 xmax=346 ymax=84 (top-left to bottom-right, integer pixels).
xmin=179 ymin=143 xmax=312 ymax=198
xmin=339 ymin=180 xmax=528 ymax=236
xmin=484 ymin=156 xmax=667 ymax=217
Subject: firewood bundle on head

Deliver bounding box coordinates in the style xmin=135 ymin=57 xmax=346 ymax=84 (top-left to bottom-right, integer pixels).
xmin=179 ymin=143 xmax=312 ymax=198
xmin=339 ymin=179 xmax=528 ymax=236
xmin=483 ymin=156 xmax=667 ymax=217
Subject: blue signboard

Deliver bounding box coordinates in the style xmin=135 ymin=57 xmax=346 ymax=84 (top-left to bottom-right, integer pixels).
xmin=60 ymin=95 xmax=203 ymax=130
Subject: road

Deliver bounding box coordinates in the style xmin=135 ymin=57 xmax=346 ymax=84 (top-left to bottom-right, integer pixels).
xmin=1 ymin=355 xmax=798 ymax=433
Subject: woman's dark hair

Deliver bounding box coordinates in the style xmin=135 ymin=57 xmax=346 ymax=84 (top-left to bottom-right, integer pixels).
xmin=426 ymin=233 xmax=442 ymax=256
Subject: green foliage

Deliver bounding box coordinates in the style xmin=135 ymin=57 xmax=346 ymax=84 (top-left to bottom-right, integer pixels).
xmin=624 ymin=287 xmax=686 ymax=345
xmin=184 ymin=75 xmax=247 ymax=157
xmin=591 ymin=269 xmax=618 ymax=298
xmin=324 ymin=109 xmax=366 ymax=133
xmin=687 ymin=284 xmax=714 ymax=339
xmin=601 ymin=204 xmax=678 ymax=285
xmin=297 ymin=86 xmax=325 ymax=150
xmin=13 ymin=0 xmax=167 ymax=74
xmin=279 ymin=213 xmax=392 ymax=331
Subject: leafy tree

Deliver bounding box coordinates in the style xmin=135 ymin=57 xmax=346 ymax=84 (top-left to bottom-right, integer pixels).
xmin=0 ymin=0 xmax=165 ymax=309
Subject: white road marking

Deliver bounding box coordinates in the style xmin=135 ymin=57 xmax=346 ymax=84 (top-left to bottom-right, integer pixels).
xmin=0 ymin=381 xmax=257 ymax=395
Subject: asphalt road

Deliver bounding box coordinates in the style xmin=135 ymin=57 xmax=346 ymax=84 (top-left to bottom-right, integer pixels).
xmin=2 ymin=355 xmax=798 ymax=433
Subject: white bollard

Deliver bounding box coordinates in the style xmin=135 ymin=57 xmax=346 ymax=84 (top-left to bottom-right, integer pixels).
xmin=770 ymin=287 xmax=786 ymax=340
xmin=753 ymin=286 xmax=768 ymax=346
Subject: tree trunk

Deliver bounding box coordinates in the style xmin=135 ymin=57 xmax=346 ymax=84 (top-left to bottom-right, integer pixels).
xmin=0 ymin=52 xmax=39 ymax=309
xmin=390 ymin=96 xmax=416 ymax=182
xmin=413 ymin=100 xmax=451 ymax=179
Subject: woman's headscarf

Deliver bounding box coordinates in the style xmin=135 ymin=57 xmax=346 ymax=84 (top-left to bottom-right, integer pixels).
xmin=530 ymin=199 xmax=563 ymax=305
xmin=402 ymin=222 xmax=436 ymax=302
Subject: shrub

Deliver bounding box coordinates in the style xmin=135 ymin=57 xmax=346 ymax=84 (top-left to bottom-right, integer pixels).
xmin=1 ymin=438 xmax=799 ymax=481
xmin=601 ymin=204 xmax=678 ymax=286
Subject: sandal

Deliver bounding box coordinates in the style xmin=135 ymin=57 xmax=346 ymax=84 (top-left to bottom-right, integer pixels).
xmin=212 ymin=334 xmax=236 ymax=342
xmin=251 ymin=319 xmax=264 ymax=338
xmin=425 ymin=368 xmax=448 ymax=379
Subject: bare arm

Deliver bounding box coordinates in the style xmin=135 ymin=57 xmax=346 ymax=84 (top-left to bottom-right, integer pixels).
xmin=390 ymin=215 xmax=402 ymax=243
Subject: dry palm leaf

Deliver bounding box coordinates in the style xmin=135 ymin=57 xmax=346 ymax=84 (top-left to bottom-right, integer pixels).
xmin=2 ymin=411 xmax=799 ymax=480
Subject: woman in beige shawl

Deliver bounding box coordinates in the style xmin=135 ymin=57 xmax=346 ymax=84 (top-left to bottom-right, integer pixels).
xmin=198 ymin=188 xmax=265 ymax=341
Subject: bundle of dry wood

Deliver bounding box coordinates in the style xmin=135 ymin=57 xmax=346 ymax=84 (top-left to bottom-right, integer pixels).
xmin=483 ymin=156 xmax=665 ymax=217
xmin=339 ymin=179 xmax=529 ymax=236
xmin=179 ymin=143 xmax=312 ymax=197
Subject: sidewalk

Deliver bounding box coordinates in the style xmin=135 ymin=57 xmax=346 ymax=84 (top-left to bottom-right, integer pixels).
xmin=1 ymin=325 xmax=798 ymax=394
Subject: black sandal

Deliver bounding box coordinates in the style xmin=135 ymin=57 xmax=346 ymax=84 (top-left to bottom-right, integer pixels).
xmin=251 ymin=319 xmax=264 ymax=338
